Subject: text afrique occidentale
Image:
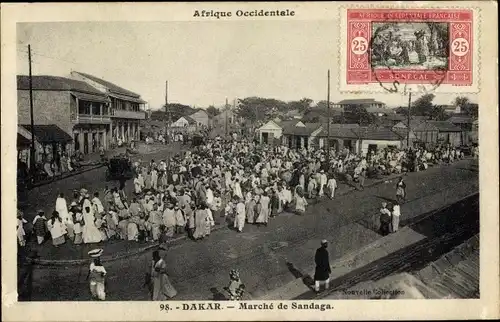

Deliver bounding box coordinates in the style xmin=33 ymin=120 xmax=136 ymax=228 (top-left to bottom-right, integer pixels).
xmin=193 ymin=9 xmax=295 ymax=19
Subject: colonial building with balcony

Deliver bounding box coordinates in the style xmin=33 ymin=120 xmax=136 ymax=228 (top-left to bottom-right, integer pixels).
xmin=71 ymin=71 xmax=147 ymax=146
xmin=17 ymin=75 xmax=111 ymax=156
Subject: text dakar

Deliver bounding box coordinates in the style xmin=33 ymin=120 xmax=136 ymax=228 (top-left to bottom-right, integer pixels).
xmin=182 ymin=303 xmax=222 ymax=310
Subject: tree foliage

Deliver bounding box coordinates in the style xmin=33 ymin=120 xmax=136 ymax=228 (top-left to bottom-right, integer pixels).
xmin=287 ymin=98 xmax=313 ymax=113
xmin=410 ymin=94 xmax=451 ymax=121
xmin=343 ymin=104 xmax=377 ymax=125
xmin=206 ymin=105 xmax=220 ymax=117
xmin=314 ymin=100 xmax=335 ymax=110
xmin=454 ymin=96 xmax=478 ymax=118
xmin=151 ymin=103 xmax=197 ymax=122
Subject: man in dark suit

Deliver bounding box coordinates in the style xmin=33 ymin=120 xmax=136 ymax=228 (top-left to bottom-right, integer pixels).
xmin=314 ymin=239 xmax=332 ymax=293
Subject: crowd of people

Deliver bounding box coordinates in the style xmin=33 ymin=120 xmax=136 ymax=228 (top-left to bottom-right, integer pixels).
xmin=16 ymin=136 xmax=474 ymax=249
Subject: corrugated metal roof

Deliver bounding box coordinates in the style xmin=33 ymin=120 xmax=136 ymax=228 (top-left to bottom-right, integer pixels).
xmin=427 ymin=121 xmax=462 ymax=132
xmin=108 ymin=92 xmax=147 ymax=104
xmin=73 ymin=71 xmax=141 ymax=98
xmin=17 ymin=75 xmax=106 ymax=96
xmin=337 ymin=98 xmax=385 ymax=105
xmin=20 ymin=124 xmax=72 ymax=144
xmin=317 ymin=124 xmax=360 ymax=138
xmin=277 ymin=120 xmax=301 ymax=128
xmin=71 ymin=91 xmax=110 ymax=104
xmin=282 ymin=123 xmax=321 ymax=136
xmin=447 ymin=115 xmax=474 ymax=124
xmin=355 ymin=126 xmax=404 ymax=140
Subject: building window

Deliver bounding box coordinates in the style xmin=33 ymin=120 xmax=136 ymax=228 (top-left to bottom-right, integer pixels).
xmin=78 ymin=101 xmax=91 ymax=115
xmin=103 ymin=104 xmax=109 ymax=115
xmin=92 ymin=102 xmax=101 ymax=115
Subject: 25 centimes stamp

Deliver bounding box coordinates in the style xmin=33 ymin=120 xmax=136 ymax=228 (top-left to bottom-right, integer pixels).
xmin=338 ymin=7 xmax=479 ymax=94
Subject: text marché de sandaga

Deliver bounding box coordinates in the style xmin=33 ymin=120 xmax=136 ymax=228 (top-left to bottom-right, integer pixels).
xmin=193 ymin=9 xmax=296 ymax=19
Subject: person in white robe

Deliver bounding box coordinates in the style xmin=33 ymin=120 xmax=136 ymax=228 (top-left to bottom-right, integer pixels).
xmin=234 ymin=199 xmax=246 ymax=232
xmin=92 ymin=192 xmax=105 ymax=215
xmin=294 ymin=193 xmax=308 ymax=215
xmin=232 ymin=179 xmax=243 ymax=200
xmin=148 ymin=250 xmax=177 ymax=300
xmin=327 ymin=176 xmax=337 ymax=199
xmin=82 ymin=202 xmax=102 ymax=244
xmin=55 ymin=193 xmax=73 ymax=239
xmin=17 ymin=211 xmax=28 ymax=246
xmin=318 ymin=170 xmax=328 ymax=197
xmin=151 ymin=168 xmax=158 ymax=191
xmin=88 ymin=249 xmax=106 ymax=300
xmin=206 ymin=186 xmax=214 ymax=208
xmin=47 ymin=211 xmax=66 ymax=246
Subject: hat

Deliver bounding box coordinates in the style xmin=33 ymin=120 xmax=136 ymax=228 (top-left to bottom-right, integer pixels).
xmin=88 ymin=248 xmax=103 ymax=258
xmin=321 ymin=239 xmax=328 ymax=245
xmin=80 ymin=188 xmax=88 ymax=194
xmin=320 ymin=170 xmax=324 ymax=173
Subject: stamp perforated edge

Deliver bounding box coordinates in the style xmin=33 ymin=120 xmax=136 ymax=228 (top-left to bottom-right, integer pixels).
xmin=336 ymin=4 xmax=482 ymax=95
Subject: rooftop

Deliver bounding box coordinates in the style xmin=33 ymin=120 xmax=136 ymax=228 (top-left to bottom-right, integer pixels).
xmin=447 ymin=115 xmax=474 ymax=124
xmin=354 ymin=126 xmax=404 ymax=141
xmin=17 ymin=75 xmax=107 ymax=97
xmin=337 ymin=98 xmax=385 ymax=106
xmin=72 ymin=71 xmax=141 ymax=98
xmin=426 ymin=121 xmax=462 ymax=132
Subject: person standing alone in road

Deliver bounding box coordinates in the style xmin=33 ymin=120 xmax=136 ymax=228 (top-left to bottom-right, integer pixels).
xmin=314 ymin=240 xmax=332 ymax=293
xmin=87 ymin=249 xmax=106 ymax=300
xmin=391 ymin=202 xmax=401 ymax=233
xmin=395 ymin=177 xmax=406 ymax=204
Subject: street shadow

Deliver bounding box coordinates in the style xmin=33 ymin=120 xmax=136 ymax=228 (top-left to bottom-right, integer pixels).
xmin=456 ymin=167 xmax=479 ymax=173
xmin=409 ymin=193 xmax=479 ymax=239
xmin=374 ymin=195 xmax=398 ymax=204
xmin=292 ymin=203 xmax=480 ymax=300
xmin=209 ymin=287 xmax=227 ymax=301
xmin=286 ymin=261 xmax=314 ymax=289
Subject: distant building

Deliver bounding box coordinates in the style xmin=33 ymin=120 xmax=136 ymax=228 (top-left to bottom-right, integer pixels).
xmin=355 ymin=127 xmax=405 ymax=154
xmin=284 ymin=109 xmax=304 ymax=120
xmin=188 ymin=109 xmax=210 ymax=127
xmin=212 ymin=109 xmax=239 ymax=127
xmin=393 ymin=120 xmax=462 ymax=147
xmin=316 ymin=124 xmax=361 ymax=152
xmin=439 ymin=105 xmax=461 ymax=114
xmin=427 ymin=121 xmax=463 ymax=147
xmin=335 ymin=99 xmax=386 ymax=109
xmin=171 ymin=116 xmax=197 ymax=128
xmin=169 ymin=116 xmax=199 ymax=134
xmin=281 ymin=121 xmax=323 ymax=149
xmin=256 ymin=120 xmax=284 ymax=144
xmin=17 ymin=75 xmax=110 ymax=161
xmin=71 ymin=71 xmax=147 ymax=146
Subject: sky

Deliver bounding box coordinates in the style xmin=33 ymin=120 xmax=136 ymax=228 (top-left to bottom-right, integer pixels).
xmin=16 ymin=21 xmax=475 ymax=110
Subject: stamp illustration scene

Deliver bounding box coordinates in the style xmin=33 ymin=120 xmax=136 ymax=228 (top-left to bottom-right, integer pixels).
xmin=15 ymin=9 xmax=479 ymax=303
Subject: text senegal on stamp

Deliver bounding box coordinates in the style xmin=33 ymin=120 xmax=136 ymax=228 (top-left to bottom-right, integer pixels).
xmin=339 ymin=8 xmax=478 ymax=93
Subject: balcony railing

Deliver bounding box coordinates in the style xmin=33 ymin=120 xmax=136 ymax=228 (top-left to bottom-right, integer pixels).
xmin=73 ymin=114 xmax=112 ymax=124
xmin=111 ymin=109 xmax=146 ymax=120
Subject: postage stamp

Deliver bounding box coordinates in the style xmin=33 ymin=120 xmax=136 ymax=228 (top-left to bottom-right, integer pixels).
xmin=339 ymin=8 xmax=479 ymax=93
xmin=1 ymin=2 xmax=499 ymax=322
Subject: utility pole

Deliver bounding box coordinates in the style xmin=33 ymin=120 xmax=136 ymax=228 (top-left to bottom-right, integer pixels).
xmin=407 ymin=90 xmax=412 ymax=148
xmin=326 ymin=69 xmax=331 ymax=165
xmin=225 ymin=97 xmax=229 ymax=139
xmin=165 ymin=80 xmax=170 ymax=143
xmin=28 ymin=44 xmax=36 ymax=176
